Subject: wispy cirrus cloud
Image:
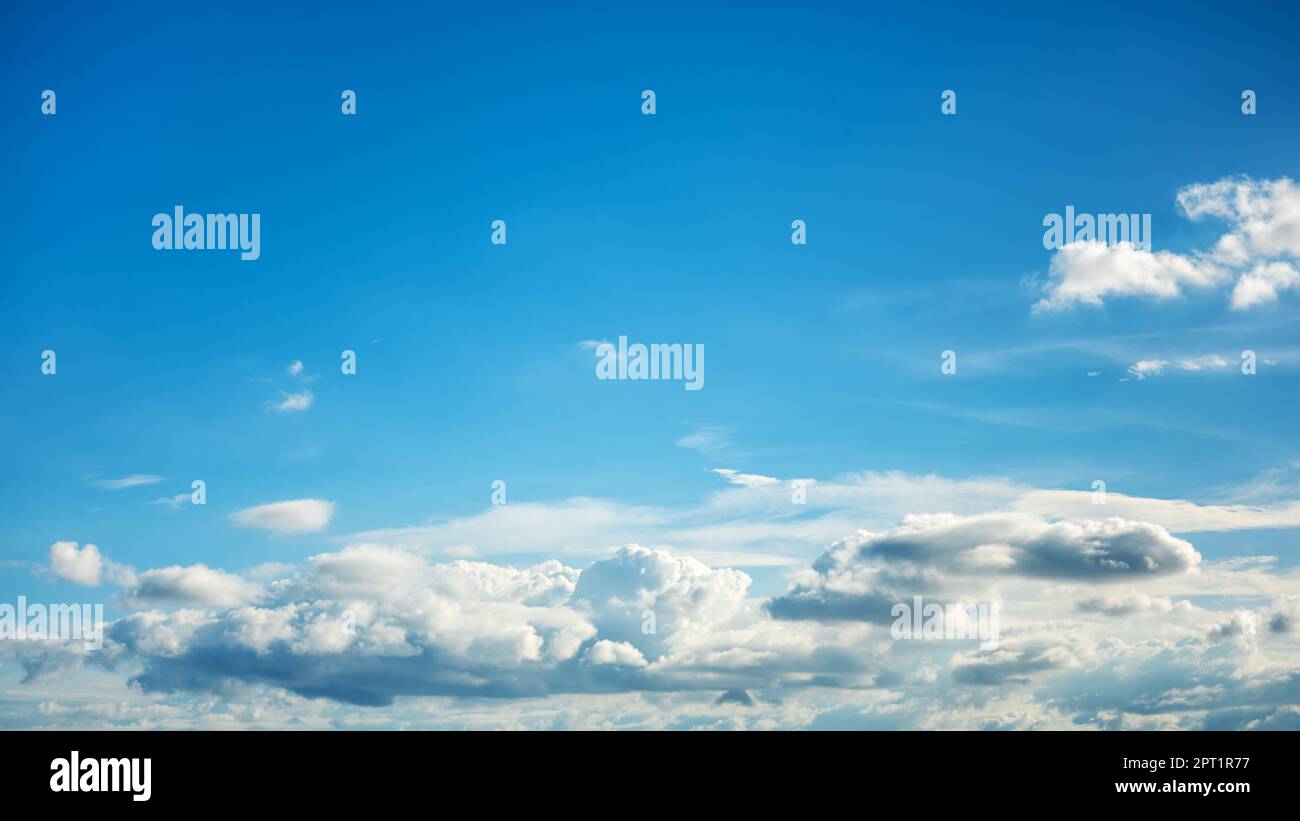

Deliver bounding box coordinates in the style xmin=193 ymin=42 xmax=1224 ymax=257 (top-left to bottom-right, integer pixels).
xmin=151 ymin=493 xmax=190 ymax=510
xmin=92 ymin=474 xmax=163 ymax=491
xmin=674 ymin=426 xmax=736 ymax=460
xmin=707 ymin=468 xmax=780 ymax=488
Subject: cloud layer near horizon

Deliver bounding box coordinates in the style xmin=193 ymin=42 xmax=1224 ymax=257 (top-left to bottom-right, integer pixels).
xmin=9 ymin=483 xmax=1300 ymax=729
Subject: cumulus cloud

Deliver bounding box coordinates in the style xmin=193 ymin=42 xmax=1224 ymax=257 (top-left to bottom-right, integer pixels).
xmin=12 ymin=469 xmax=1300 ymax=729
xmin=1012 ymin=488 xmax=1300 ymax=533
xmin=1034 ymin=242 xmax=1223 ymax=312
xmin=1233 ymin=261 xmax=1300 ymax=308
xmin=48 ymin=541 xmax=104 ymax=586
xmin=1035 ymin=175 xmax=1300 ymax=311
xmin=951 ymin=643 xmax=1078 ymax=685
xmin=585 ymin=640 xmax=649 ymax=667
xmin=230 ymin=499 xmax=334 ymax=534
xmin=123 ymin=564 xmax=264 ymax=608
xmin=769 ymin=513 xmax=1200 ymax=622
xmin=1075 ymin=591 xmax=1190 ymax=617
xmin=25 ymin=541 xmax=865 ymax=708
xmin=6 ymin=521 xmax=1299 ymax=731
xmin=1177 ymin=176 xmax=1300 ymax=263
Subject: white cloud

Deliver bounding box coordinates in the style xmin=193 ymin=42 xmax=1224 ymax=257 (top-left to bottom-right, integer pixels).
xmin=1232 ymin=261 xmax=1300 ymax=309
xmin=1036 ymin=175 xmax=1300 ymax=311
xmin=675 ymin=426 xmax=734 ymax=459
xmin=1176 ymin=354 xmax=1230 ymax=371
xmin=341 ymin=470 xmax=1300 ymax=575
xmin=48 ymin=542 xmax=103 ymax=586
xmin=92 ymin=474 xmax=163 ymax=491
xmin=124 ymin=564 xmax=264 ymax=608
xmin=267 ymin=391 xmax=313 ymax=412
xmin=585 ymin=640 xmax=649 ymax=667
xmin=1034 ymin=242 xmax=1223 ymax=312
xmin=1013 ymin=489 xmax=1300 ymax=533
xmin=708 ymin=468 xmax=780 ymax=488
xmin=1125 ymin=354 xmax=1230 ymax=380
xmin=230 ymin=499 xmax=334 ymax=534
xmin=768 ymin=512 xmax=1201 ymax=622
xmin=9 ymin=508 xmax=1300 ymax=730
xmin=287 ymin=360 xmax=304 ymax=377
xmin=1177 ymin=176 xmax=1300 ymax=263
xmin=1126 ymin=359 xmax=1166 ymax=380
xmin=1075 ymin=591 xmax=1190 ymax=616
xmin=16 ymin=466 xmax=1300 ymax=729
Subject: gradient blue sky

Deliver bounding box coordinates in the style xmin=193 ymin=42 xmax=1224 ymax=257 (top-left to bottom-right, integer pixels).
xmin=2 ymin=1 xmax=1298 ymax=729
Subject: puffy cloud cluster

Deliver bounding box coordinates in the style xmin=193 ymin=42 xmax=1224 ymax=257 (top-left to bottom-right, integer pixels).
xmin=48 ymin=541 xmax=134 ymax=588
xmin=1035 ymin=175 xmax=1300 ymax=311
xmin=18 ymin=500 xmax=1300 ymax=730
xmin=48 ymin=542 xmax=103 ymax=587
xmin=1035 ymin=242 xmax=1224 ymax=311
xmin=87 ymin=543 xmax=851 ymax=706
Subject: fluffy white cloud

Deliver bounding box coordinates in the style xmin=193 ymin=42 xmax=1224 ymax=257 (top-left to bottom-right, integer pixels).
xmin=48 ymin=541 xmax=103 ymax=586
xmin=1034 ymin=242 xmax=1223 ymax=311
xmin=1232 ymin=261 xmax=1300 ymax=308
xmin=7 ymin=519 xmax=1300 ymax=730
xmin=230 ymin=499 xmax=334 ymax=534
xmin=1036 ymin=175 xmax=1300 ymax=311
xmin=585 ymin=640 xmax=649 ymax=667
xmin=124 ymin=564 xmax=264 ymax=608
xmin=1177 ymin=176 xmax=1300 ymax=262
xmin=14 ymin=468 xmax=1300 ymax=729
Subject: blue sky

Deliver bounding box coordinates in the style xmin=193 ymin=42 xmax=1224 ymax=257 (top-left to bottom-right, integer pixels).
xmin=1 ymin=1 xmax=1299 ymax=729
